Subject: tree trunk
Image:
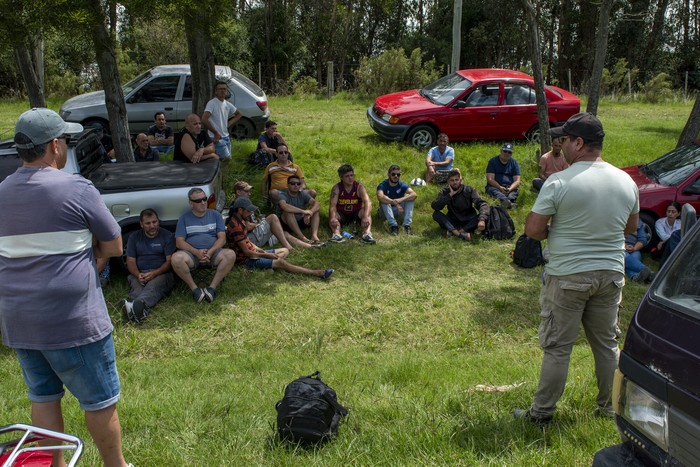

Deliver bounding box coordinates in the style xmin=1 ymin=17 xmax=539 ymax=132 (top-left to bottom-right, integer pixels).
xmin=678 ymin=95 xmax=700 ymax=146
xmin=586 ymin=0 xmax=614 ymax=116
xmin=521 ymin=0 xmax=550 ymax=154
xmin=87 ymin=1 xmax=132 ymax=162
xmin=184 ymin=12 xmax=215 ymax=116
xmin=14 ymin=40 xmax=46 ymax=108
xmin=640 ymin=0 xmax=670 ymax=80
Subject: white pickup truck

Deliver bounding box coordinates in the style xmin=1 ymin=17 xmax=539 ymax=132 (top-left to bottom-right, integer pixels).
xmin=0 ymin=129 xmax=226 ymax=238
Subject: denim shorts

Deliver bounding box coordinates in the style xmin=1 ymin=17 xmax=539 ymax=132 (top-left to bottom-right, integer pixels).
xmin=245 ymin=250 xmax=275 ymax=270
xmin=214 ymin=137 xmax=231 ymax=160
xmin=15 ymin=334 xmax=121 ymax=411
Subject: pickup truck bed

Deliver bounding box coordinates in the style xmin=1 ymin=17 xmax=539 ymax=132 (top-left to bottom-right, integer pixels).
xmin=89 ymin=160 xmax=219 ymax=193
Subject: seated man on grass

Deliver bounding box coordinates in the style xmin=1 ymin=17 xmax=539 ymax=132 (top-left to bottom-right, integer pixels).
xmin=232 ymin=180 xmax=314 ymax=250
xmin=171 ymin=188 xmax=236 ymax=303
xmin=376 ymin=164 xmax=417 ymax=236
xmin=329 ymin=163 xmax=376 ymax=244
xmin=257 ymin=120 xmax=291 ymax=161
xmin=425 ymin=133 xmax=454 ymax=184
xmin=432 ymin=168 xmax=490 ymax=241
xmin=121 ymin=208 xmax=175 ymax=323
xmin=227 ymin=197 xmax=333 ymax=280
xmin=277 ymin=174 xmax=322 ymax=244
xmin=261 ymin=145 xmax=315 ymax=204
xmin=147 ymin=111 xmax=174 ymax=155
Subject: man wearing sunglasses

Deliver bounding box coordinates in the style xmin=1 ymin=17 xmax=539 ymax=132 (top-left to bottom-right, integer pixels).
xmin=171 ymin=188 xmax=236 ymax=303
xmin=277 ymin=174 xmax=322 ymax=244
xmin=377 ymin=164 xmax=417 ymax=236
xmin=261 ymin=144 xmax=315 ymax=205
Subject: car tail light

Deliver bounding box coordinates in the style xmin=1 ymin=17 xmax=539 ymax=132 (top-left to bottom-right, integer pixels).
xmin=207 ymin=193 xmax=216 ymax=210
xmin=256 ymin=101 xmax=268 ymax=112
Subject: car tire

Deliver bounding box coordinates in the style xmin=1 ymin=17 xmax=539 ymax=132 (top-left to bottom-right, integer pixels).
xmin=230 ymin=118 xmax=255 ymax=140
xmin=526 ymin=124 xmax=541 ymax=143
xmin=82 ymin=118 xmax=109 ymax=133
xmin=408 ymin=125 xmax=436 ymax=148
xmin=640 ymin=212 xmax=659 ymax=250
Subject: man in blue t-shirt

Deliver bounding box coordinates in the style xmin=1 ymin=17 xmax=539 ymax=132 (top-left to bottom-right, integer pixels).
xmin=485 ymin=143 xmax=521 ymax=209
xmin=376 ymin=164 xmax=417 ymax=235
xmin=122 ymin=208 xmax=176 ymax=323
xmin=171 ymin=188 xmax=236 ymax=303
xmin=425 ymin=133 xmax=454 ymax=184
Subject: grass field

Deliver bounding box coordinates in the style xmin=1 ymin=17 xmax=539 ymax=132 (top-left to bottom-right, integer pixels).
xmin=0 ymin=96 xmax=693 ymax=465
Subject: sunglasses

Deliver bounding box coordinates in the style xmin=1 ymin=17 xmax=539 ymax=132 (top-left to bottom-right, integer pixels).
xmin=190 ymin=197 xmax=208 ymax=203
xmin=390 ymin=172 xmax=401 ymax=177
xmin=58 ymin=134 xmax=71 ymax=144
xmin=288 ymin=181 xmax=302 ymax=186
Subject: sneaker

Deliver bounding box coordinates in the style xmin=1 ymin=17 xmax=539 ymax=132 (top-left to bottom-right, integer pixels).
xmin=203 ymin=287 xmax=216 ymax=303
xmin=458 ymin=232 xmax=472 ymax=242
xmin=513 ymin=408 xmax=552 ymax=426
xmin=404 ymin=225 xmax=413 ymax=235
xmin=444 ymin=230 xmax=453 ymax=238
xmin=361 ymin=233 xmax=376 ymax=244
xmin=321 ymin=268 xmax=334 ymax=280
xmin=633 ymin=267 xmax=652 ymax=283
xmin=119 ymin=299 xmax=134 ymax=322
xmin=501 ymin=198 xmax=513 ymax=209
xmin=329 ymin=233 xmax=346 ymax=243
xmin=268 ymin=235 xmax=278 ymax=247
xmin=390 ymin=225 xmax=399 ymax=236
xmin=193 ymin=288 xmax=206 ymax=303
xmin=131 ymin=299 xmax=149 ymax=324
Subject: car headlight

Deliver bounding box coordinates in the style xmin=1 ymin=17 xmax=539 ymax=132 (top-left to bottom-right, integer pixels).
xmin=380 ymin=113 xmax=399 ymax=124
xmin=59 ymin=109 xmax=70 ymax=119
xmin=620 ymin=378 xmax=669 ymax=451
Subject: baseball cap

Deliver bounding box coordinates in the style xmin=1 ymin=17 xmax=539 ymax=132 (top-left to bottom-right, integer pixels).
xmin=233 ymin=197 xmax=258 ymax=212
xmin=233 ymin=181 xmax=253 ymax=192
xmin=549 ymin=112 xmax=605 ymax=143
xmin=14 ymin=108 xmax=83 ymax=149
xmin=501 ymin=143 xmax=514 ymax=153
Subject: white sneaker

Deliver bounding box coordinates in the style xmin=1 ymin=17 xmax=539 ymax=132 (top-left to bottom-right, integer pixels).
xmin=329 ymin=233 xmax=346 ymax=243
xmin=268 ymin=234 xmax=278 ymax=247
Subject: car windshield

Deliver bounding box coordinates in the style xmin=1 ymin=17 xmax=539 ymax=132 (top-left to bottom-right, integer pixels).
xmin=420 ymin=73 xmax=472 ymax=106
xmin=653 ymin=225 xmax=700 ymax=318
xmin=122 ymin=71 xmax=153 ymax=95
xmin=643 ymin=144 xmax=700 ymax=186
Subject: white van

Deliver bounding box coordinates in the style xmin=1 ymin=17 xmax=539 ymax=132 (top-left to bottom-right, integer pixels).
xmin=59 ymin=65 xmax=270 ymax=139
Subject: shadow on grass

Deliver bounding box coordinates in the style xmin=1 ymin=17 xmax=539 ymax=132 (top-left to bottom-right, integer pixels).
xmin=638 ymin=126 xmax=682 ymax=138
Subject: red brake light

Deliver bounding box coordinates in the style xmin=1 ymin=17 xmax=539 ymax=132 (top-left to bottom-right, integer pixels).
xmin=207 ymin=193 xmax=216 ymax=209
xmin=256 ymin=101 xmax=268 ymax=112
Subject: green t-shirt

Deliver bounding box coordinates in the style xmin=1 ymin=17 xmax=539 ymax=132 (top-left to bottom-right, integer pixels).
xmin=533 ymin=161 xmax=639 ymax=276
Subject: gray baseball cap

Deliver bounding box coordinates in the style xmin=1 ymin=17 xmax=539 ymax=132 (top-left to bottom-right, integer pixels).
xmin=233 ymin=197 xmax=258 ymax=212
xmin=14 ymin=108 xmax=83 ymax=149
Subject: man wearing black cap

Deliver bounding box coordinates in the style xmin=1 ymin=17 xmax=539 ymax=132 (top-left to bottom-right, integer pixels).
xmin=0 ymin=108 xmax=129 ymax=465
xmin=514 ymin=112 xmax=640 ymax=426
xmin=485 ymin=142 xmax=521 ymax=209
xmin=226 ymin=197 xmax=333 ymax=279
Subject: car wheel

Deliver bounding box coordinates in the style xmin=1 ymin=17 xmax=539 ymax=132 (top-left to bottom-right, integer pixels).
xmin=526 ymin=124 xmax=541 ymax=143
xmin=230 ymin=118 xmax=255 ymax=140
xmin=640 ymin=212 xmax=659 ymax=249
xmin=408 ymin=125 xmax=436 ymax=148
xmin=82 ymin=118 xmax=109 ymax=133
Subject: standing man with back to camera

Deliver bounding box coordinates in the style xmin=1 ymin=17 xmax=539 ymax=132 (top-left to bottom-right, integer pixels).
xmin=0 ymin=108 xmax=129 ymax=466
xmin=514 ymin=112 xmax=639 ymax=426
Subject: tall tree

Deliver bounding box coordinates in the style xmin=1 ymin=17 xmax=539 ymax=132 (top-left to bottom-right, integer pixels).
xmin=678 ymin=96 xmax=700 ymax=146
xmin=586 ymin=0 xmax=614 ymax=115
xmin=521 ymin=0 xmax=550 ymax=154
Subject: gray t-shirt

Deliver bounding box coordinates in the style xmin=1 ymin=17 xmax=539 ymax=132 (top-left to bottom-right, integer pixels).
xmin=276 ymin=189 xmax=311 ymax=218
xmin=533 ymin=161 xmax=639 ymax=276
xmin=175 ymin=209 xmax=225 ymax=250
xmin=0 ymin=167 xmax=121 ymax=349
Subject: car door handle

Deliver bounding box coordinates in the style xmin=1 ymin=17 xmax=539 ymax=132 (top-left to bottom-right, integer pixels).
xmin=164 ymin=107 xmax=173 ymax=111
xmin=489 ymin=112 xmax=497 ymax=116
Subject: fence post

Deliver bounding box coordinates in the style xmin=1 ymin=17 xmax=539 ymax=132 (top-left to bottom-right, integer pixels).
xmin=627 ymin=70 xmax=631 ymax=96
xmin=258 ymin=62 xmax=261 ymax=87
xmin=685 ymin=71 xmax=689 ymax=101
xmin=568 ymin=68 xmax=572 ymax=92
xmin=327 ymin=61 xmax=334 ymax=98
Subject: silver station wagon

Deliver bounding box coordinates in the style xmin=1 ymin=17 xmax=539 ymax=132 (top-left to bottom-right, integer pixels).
xmin=59 ymin=65 xmax=270 ymax=139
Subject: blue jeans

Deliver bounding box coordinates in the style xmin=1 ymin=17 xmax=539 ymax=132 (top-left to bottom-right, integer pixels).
xmin=485 ymin=185 xmax=518 ymax=203
xmin=214 ymin=136 xmax=231 ymax=159
xmin=15 ymin=334 xmax=121 ymax=411
xmin=624 ymin=251 xmax=646 ymax=279
xmin=379 ymin=201 xmax=414 ymax=227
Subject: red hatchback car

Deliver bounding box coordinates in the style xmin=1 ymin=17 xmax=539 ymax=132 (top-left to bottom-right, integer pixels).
xmin=367 ymin=69 xmax=580 ymax=148
xmin=622 ymin=142 xmax=700 ymax=243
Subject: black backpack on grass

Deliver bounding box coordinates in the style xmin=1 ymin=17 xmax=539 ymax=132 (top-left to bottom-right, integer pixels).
xmin=276 ymin=371 xmax=348 ymax=445
xmin=484 ymin=205 xmax=515 ymax=240
xmin=512 ymin=234 xmax=545 ymax=268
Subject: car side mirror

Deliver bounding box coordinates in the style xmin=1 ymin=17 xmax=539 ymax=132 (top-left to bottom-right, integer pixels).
xmin=452 ymin=100 xmax=468 ymax=109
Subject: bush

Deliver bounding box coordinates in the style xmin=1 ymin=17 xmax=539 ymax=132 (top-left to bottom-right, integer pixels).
xmin=292 ymin=76 xmax=320 ymax=98
xmin=46 ymin=71 xmax=82 ymax=98
xmin=601 ymin=58 xmax=639 ymax=96
xmin=641 ymin=72 xmax=674 ymax=103
xmin=353 ymin=47 xmax=441 ymax=98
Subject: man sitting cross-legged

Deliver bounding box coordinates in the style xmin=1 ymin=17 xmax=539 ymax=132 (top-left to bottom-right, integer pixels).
xmin=277 ymin=174 xmax=322 ymax=244
xmin=171 ymin=188 xmax=236 ymax=303
xmin=226 ymin=197 xmax=333 ymax=280
xmin=232 ymin=180 xmax=315 ymax=250
xmin=121 ymin=208 xmax=175 ymax=323
xmin=261 ymin=144 xmax=315 ymax=204
xmin=432 ymin=168 xmax=490 ymax=241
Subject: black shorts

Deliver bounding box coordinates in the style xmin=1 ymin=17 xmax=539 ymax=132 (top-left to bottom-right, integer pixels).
xmin=337 ymin=211 xmax=361 ymax=226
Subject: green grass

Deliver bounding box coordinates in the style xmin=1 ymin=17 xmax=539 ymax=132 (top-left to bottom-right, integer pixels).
xmin=0 ymin=96 xmax=693 ymax=465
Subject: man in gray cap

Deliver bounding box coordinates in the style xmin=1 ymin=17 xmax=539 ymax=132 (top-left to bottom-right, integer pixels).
xmin=226 ymin=197 xmax=333 ymax=279
xmin=514 ymin=112 xmax=639 ymax=425
xmin=485 ymin=142 xmax=521 ymax=209
xmin=0 ymin=108 xmax=129 ymax=466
